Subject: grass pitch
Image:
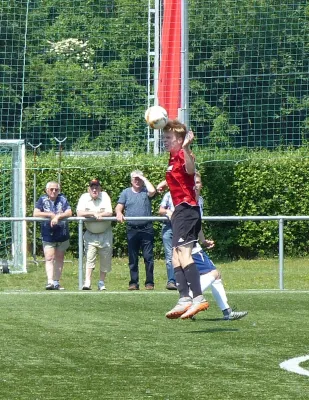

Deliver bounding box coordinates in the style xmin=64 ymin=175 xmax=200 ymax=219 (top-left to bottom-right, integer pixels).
xmin=0 ymin=258 xmax=309 ymax=399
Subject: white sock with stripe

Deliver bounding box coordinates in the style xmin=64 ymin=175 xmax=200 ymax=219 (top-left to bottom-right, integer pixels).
xmin=200 ymin=273 xmax=216 ymax=292
xmin=211 ymin=279 xmax=230 ymax=311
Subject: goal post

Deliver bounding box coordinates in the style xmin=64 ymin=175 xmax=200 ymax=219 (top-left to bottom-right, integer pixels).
xmin=0 ymin=140 xmax=26 ymax=273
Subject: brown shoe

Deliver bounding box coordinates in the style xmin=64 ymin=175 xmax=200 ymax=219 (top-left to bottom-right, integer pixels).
xmin=145 ymin=284 xmax=154 ymax=290
xmin=128 ymin=284 xmax=139 ymax=290
xmin=166 ymin=282 xmax=177 ymax=290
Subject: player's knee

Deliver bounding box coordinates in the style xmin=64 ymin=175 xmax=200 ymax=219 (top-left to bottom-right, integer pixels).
xmin=214 ymin=270 xmax=220 ymax=279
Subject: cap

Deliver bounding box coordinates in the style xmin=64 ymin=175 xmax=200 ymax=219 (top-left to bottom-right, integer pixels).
xmin=89 ymin=179 xmax=100 ymax=186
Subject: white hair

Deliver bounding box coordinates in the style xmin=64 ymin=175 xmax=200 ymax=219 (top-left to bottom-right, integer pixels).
xmin=46 ymin=181 xmax=60 ymax=190
xmin=130 ymin=170 xmax=144 ymax=179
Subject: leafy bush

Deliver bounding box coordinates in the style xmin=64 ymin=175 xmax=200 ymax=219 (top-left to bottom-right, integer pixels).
xmin=26 ymin=148 xmax=309 ymax=259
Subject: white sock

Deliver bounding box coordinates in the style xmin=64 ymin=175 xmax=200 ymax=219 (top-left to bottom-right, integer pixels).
xmin=84 ymin=280 xmax=91 ymax=287
xmin=211 ymin=279 xmax=230 ymax=311
xmin=53 ymin=280 xmax=59 ymax=286
xmin=98 ymin=280 xmax=104 ymax=285
xmin=188 ymin=274 xmax=216 ymax=298
xmin=200 ymin=273 xmax=216 ymax=292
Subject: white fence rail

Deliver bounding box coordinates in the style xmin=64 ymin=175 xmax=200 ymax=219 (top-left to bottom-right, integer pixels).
xmin=1 ymin=215 xmax=309 ymax=289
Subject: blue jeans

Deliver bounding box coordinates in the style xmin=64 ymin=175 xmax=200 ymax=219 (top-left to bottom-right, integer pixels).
xmin=127 ymin=224 xmax=154 ymax=287
xmin=162 ymin=224 xmax=175 ymax=284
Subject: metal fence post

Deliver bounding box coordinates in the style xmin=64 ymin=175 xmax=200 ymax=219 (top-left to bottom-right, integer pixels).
xmin=279 ymin=218 xmax=284 ymax=290
xmin=78 ymin=219 xmax=84 ymax=290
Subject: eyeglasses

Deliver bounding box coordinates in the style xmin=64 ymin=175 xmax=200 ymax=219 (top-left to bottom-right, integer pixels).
xmin=49 ymin=188 xmax=59 ymax=191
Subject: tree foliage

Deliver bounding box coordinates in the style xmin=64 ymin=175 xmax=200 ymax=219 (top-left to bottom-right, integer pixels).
xmin=190 ymin=0 xmax=309 ymax=148
xmin=1 ymin=0 xmax=309 ymax=151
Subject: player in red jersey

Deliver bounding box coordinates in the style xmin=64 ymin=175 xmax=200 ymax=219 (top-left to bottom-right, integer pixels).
xmin=157 ymin=119 xmax=209 ymax=319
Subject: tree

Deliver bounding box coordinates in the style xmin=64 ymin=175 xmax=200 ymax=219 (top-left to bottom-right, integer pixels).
xmin=0 ymin=0 xmax=28 ymax=138
xmin=189 ymin=0 xmax=309 ymax=149
xmin=22 ymin=0 xmax=149 ymax=151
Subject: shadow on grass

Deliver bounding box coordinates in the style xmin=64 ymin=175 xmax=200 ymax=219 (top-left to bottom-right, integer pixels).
xmin=178 ymin=318 xmax=241 ymax=333
xmin=188 ymin=327 xmax=240 ymax=333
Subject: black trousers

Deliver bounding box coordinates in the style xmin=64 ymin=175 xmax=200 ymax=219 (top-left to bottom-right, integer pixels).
xmin=127 ymin=224 xmax=154 ymax=287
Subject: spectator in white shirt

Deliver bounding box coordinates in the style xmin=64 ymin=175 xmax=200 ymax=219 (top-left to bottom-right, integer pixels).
xmin=77 ymin=179 xmax=113 ymax=290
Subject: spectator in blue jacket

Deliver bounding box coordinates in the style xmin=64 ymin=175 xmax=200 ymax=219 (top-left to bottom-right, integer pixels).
xmin=33 ymin=181 xmax=72 ymax=290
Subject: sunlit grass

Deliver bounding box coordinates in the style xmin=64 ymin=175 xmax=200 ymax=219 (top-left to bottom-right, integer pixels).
xmin=1 ymin=255 xmax=309 ymax=291
xmin=0 ymin=290 xmax=308 ymax=400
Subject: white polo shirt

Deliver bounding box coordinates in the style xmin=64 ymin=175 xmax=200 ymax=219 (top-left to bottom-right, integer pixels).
xmin=77 ymin=192 xmax=112 ymax=234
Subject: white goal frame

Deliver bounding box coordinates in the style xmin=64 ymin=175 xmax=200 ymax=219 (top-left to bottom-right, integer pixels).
xmin=0 ymin=140 xmax=26 ymax=273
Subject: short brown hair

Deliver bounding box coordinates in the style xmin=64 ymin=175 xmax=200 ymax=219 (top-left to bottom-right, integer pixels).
xmin=163 ymin=119 xmax=187 ymax=140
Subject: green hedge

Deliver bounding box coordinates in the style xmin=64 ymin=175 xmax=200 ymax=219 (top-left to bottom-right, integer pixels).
xmin=233 ymin=155 xmax=309 ymax=257
xmin=202 ymin=148 xmax=309 ymax=258
xmin=26 ymin=151 xmax=168 ymax=258
xmin=26 ymin=148 xmax=309 ymax=259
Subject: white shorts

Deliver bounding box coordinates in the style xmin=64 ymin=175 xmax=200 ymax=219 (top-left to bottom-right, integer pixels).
xmin=84 ymin=229 xmax=113 ymax=272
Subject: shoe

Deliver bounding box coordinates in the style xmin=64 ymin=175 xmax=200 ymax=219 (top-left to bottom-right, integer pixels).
xmin=45 ymin=283 xmax=55 ymax=290
xmin=82 ymin=284 xmax=92 ymax=290
xmin=180 ymin=296 xmax=209 ymax=319
xmin=98 ymin=282 xmax=106 ymax=291
xmin=166 ymin=297 xmax=192 ymax=319
xmin=166 ymin=282 xmax=177 ymax=290
xmin=128 ymin=284 xmax=139 ymax=290
xmin=223 ymin=310 xmax=248 ymax=321
xmin=54 ymin=283 xmax=65 ymax=290
xmin=145 ymin=284 xmax=154 ymax=290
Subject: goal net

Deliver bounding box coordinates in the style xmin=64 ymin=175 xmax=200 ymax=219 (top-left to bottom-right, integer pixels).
xmin=0 ymin=140 xmax=26 ymax=273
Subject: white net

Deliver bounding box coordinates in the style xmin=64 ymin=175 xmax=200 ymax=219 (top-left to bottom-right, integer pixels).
xmin=0 ymin=140 xmax=26 ymax=273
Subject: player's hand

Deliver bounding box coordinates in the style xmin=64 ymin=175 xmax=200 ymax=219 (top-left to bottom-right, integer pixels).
xmin=183 ymin=130 xmax=194 ymax=148
xmin=203 ymin=239 xmax=215 ymax=250
xmin=165 ymin=209 xmax=173 ymax=219
xmin=156 ymin=180 xmax=167 ymax=193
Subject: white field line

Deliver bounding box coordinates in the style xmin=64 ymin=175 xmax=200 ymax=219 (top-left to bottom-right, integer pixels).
xmin=0 ymin=289 xmax=309 ymax=295
xmin=280 ymin=355 xmax=309 ymax=377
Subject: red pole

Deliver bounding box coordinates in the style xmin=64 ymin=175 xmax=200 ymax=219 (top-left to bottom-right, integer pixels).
xmin=158 ymin=0 xmax=181 ymax=120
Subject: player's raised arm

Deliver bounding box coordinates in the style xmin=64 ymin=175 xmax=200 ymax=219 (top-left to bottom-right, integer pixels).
xmin=182 ymin=130 xmax=195 ymax=175
xmin=156 ymin=180 xmax=168 ymax=193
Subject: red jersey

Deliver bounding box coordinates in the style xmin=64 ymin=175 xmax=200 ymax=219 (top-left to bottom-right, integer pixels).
xmin=165 ymin=149 xmax=197 ymax=207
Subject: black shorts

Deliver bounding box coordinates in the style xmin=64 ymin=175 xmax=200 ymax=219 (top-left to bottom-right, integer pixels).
xmin=171 ymin=203 xmax=201 ymax=248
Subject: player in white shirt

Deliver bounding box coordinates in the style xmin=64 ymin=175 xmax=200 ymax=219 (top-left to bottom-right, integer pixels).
xmin=192 ymin=172 xmax=248 ymax=320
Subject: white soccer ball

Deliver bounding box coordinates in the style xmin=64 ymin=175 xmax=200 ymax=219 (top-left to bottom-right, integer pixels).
xmin=144 ymin=105 xmax=168 ymax=130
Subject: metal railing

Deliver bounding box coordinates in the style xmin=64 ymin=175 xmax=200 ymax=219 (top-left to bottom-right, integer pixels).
xmin=2 ymin=215 xmax=309 ymax=289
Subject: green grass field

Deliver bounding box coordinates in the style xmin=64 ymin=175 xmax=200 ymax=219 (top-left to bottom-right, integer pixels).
xmin=0 ymin=257 xmax=309 ymax=399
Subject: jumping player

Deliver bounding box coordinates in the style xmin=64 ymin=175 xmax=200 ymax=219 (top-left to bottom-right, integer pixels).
xmin=157 ymin=120 xmax=209 ymax=319
xmin=158 ymin=172 xmax=248 ymax=321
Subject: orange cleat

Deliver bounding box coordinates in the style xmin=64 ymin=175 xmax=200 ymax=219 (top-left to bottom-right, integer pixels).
xmin=180 ymin=297 xmax=209 ymax=319
xmin=166 ymin=297 xmax=192 ymax=319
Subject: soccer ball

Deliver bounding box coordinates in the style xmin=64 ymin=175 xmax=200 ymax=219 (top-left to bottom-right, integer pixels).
xmin=144 ymin=105 xmax=168 ymax=130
